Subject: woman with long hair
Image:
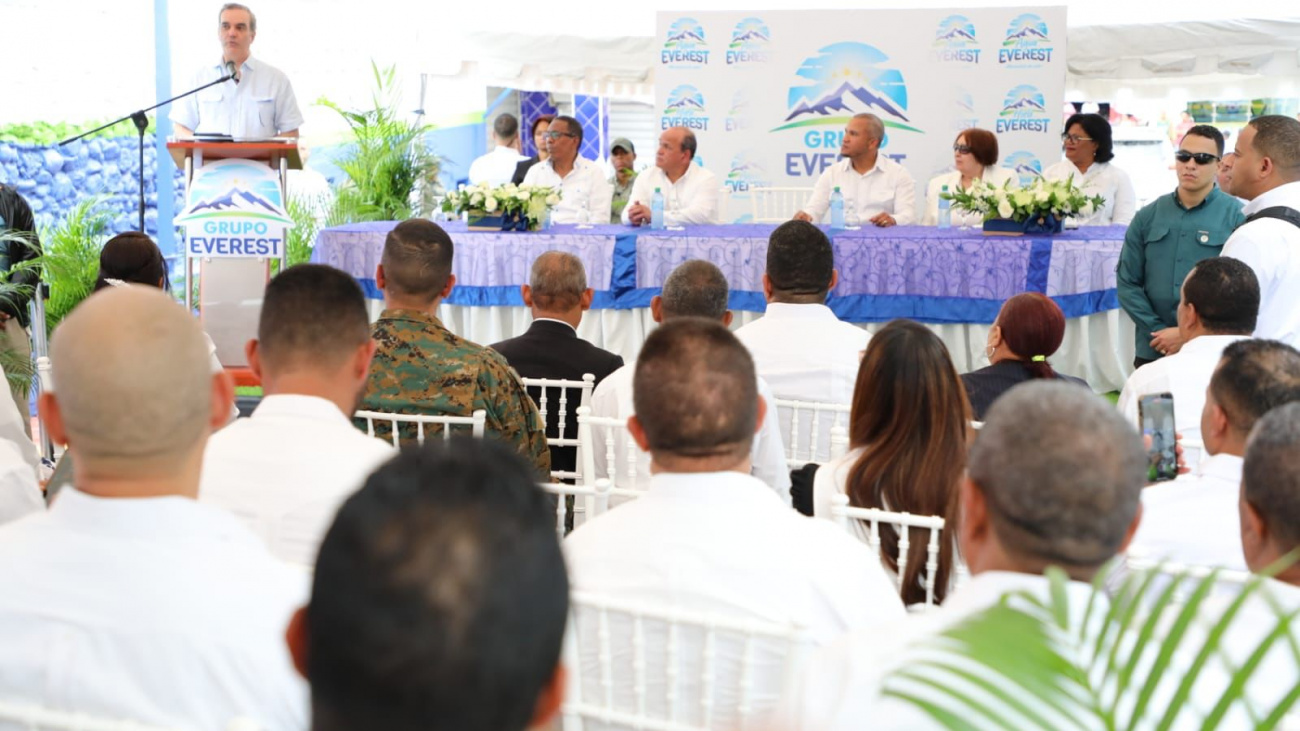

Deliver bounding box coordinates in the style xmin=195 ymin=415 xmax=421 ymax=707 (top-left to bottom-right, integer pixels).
xmin=813 ymin=319 xmax=970 ymax=605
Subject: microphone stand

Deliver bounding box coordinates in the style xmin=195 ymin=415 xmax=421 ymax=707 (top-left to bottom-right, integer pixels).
xmin=59 ymin=70 xmax=236 ymax=232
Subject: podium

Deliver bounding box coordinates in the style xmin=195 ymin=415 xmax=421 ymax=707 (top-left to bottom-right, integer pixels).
xmin=167 ymin=139 xmax=301 ymax=368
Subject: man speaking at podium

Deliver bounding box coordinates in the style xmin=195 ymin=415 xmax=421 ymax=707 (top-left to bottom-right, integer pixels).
xmin=171 ymin=4 xmax=303 ymax=140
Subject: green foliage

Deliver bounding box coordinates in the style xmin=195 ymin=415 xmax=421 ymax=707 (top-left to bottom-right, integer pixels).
xmin=270 ymin=192 xmax=327 ymax=276
xmin=317 ymin=62 xmax=440 ymax=223
xmin=880 ymin=565 xmax=1300 ymax=730
xmin=0 ymin=118 xmax=157 ymax=146
xmin=0 ymin=232 xmax=38 ymax=394
xmin=15 ymin=198 xmax=112 ymax=336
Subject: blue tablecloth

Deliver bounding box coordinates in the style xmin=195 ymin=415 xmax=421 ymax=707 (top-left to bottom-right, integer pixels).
xmin=312 ymin=221 xmax=1127 ymax=324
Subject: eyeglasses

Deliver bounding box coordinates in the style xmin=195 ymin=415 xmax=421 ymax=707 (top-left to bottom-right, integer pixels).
xmin=1175 ymin=150 xmax=1220 ymax=165
xmin=543 ymin=131 xmax=577 ymax=140
xmin=953 ymin=144 xmax=973 ymax=154
xmin=1061 ymin=134 xmax=1094 ymax=144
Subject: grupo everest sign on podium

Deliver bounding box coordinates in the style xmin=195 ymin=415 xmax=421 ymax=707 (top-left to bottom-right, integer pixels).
xmin=175 ymin=158 xmax=294 ymax=258
xmin=654 ymin=8 xmax=1067 ymax=221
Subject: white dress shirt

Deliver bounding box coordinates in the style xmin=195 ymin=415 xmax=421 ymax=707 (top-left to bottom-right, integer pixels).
xmin=800 ymin=156 xmax=917 ymax=226
xmin=1222 ymin=181 xmax=1300 ymax=347
xmin=170 ymin=56 xmax=304 ymax=139
xmin=0 ymin=439 xmax=41 ymax=526
xmin=1126 ymin=452 xmax=1247 ymax=571
xmin=0 ymin=363 xmax=38 ymax=477
xmin=1116 ymin=333 xmax=1250 ymax=454
xmin=0 ymin=489 xmax=309 ymax=730
xmin=522 ymin=156 xmax=614 ymax=225
xmin=587 ymin=363 xmax=791 ymax=501
xmin=774 ymin=571 xmax=1104 ymax=730
xmin=921 ymin=166 xmax=1016 ymax=227
xmin=199 ymin=394 xmax=394 ymax=567
xmin=565 ymin=470 xmax=905 ymax=729
xmin=620 ymin=163 xmax=721 ymax=225
xmin=468 ymin=145 xmax=529 ymax=187
xmin=1043 ymin=159 xmax=1137 ymax=225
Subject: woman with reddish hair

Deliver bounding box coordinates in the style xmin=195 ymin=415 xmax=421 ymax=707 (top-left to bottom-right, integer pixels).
xmin=962 ymin=292 xmax=1089 ymax=419
xmin=922 ymin=127 xmax=1015 ymax=227
xmin=813 ymin=319 xmax=970 ymax=606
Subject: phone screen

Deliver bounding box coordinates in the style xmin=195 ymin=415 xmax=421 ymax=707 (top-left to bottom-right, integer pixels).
xmin=1139 ymin=392 xmax=1177 ymax=482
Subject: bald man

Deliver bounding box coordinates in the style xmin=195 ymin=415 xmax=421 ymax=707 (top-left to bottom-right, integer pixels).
xmin=0 ymin=287 xmax=308 ymax=729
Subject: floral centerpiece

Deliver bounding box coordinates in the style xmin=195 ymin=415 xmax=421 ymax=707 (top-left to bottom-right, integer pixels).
xmin=441 ymin=182 xmax=562 ymax=232
xmin=942 ymin=176 xmax=1106 ymax=235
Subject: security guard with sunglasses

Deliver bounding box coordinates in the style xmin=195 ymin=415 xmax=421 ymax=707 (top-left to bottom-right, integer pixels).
xmin=1117 ymin=124 xmax=1245 ymax=368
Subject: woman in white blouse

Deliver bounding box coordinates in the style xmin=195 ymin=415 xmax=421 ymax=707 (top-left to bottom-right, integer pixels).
xmin=923 ymin=127 xmax=1015 ymax=227
xmin=1043 ymin=112 xmax=1137 ymax=225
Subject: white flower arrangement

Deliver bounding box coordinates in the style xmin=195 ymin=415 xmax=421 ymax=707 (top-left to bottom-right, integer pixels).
xmin=442 ymin=181 xmax=562 ymax=229
xmin=942 ymin=175 xmax=1105 ymax=223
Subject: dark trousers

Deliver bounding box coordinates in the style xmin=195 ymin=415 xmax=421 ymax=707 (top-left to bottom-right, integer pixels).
xmin=1134 ymin=356 xmax=1157 ymax=370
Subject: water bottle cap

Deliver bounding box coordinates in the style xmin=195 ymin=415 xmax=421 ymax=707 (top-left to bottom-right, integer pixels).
xmin=655 ymin=187 xmax=662 ymax=192
xmin=833 ymin=186 xmax=841 ymax=192
xmin=942 ymin=185 xmax=949 ymax=191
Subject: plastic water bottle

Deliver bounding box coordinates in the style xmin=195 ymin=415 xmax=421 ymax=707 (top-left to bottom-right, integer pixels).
xmin=938 ymin=185 xmax=952 ymax=229
xmin=830 ymin=186 xmax=845 ymax=228
xmin=650 ymin=188 xmax=665 ymax=230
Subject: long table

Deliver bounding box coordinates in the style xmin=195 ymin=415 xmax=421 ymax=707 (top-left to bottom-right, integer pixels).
xmin=313 ymin=221 xmax=1135 ymax=391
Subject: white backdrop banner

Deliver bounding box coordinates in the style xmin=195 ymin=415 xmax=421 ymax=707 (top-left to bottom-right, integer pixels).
xmin=655 ymin=8 xmax=1068 ymax=221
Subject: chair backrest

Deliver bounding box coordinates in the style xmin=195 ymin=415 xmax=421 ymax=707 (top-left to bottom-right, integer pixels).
xmin=563 ymin=591 xmax=810 ymax=731
xmin=0 ymin=700 xmax=192 ymax=731
xmin=521 ymin=374 xmax=596 ymax=482
xmin=354 ymin=409 xmax=486 ymax=447
xmin=771 ymin=398 xmax=852 ymax=469
xmin=828 ymin=493 xmax=947 ymax=609
xmin=540 ymin=478 xmax=613 ymax=540
xmin=749 ymin=187 xmax=813 ymax=224
xmin=578 ymin=406 xmax=652 ymax=492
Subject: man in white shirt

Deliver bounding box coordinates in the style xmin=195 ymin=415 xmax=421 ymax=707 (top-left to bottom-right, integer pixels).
xmin=776 ymin=381 xmax=1148 ymax=730
xmin=0 ymin=286 xmax=307 ymax=730
xmin=1128 ymin=338 xmax=1300 ymax=571
xmin=1221 ymin=115 xmax=1300 ymax=347
xmin=622 ymin=126 xmax=720 ymax=226
xmin=794 ymin=113 xmax=916 ymax=227
xmin=521 ymin=115 xmax=613 ymax=225
xmin=286 ymin=439 xmax=568 ymax=731
xmin=200 ymin=264 xmax=393 ymax=567
xmin=1117 ymin=256 xmax=1259 ymax=453
xmin=171 ymin=4 xmax=303 ymax=139
xmin=468 ymin=113 xmax=529 ymax=187
xmin=734 ymin=221 xmax=870 ymax=456
xmin=0 ymin=439 xmax=41 ymax=526
xmin=566 ymin=318 xmax=904 ymax=729
xmin=589 ymin=259 xmax=790 ymax=501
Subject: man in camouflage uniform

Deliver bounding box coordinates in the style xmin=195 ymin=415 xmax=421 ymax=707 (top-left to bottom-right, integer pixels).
xmin=359 ymin=219 xmax=550 ymax=477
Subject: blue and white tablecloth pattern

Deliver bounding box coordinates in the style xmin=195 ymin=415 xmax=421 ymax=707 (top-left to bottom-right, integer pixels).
xmin=312 ymin=221 xmax=1127 ymax=325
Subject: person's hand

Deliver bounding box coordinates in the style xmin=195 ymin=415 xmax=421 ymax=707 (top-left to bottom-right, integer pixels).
xmin=0 ymin=312 xmax=11 ymax=324
xmin=1174 ymin=431 xmax=1190 ymax=475
xmin=1148 ymin=327 xmax=1184 ymax=356
xmin=626 ymin=202 xmax=650 ymax=226
xmin=793 ymin=210 xmax=813 ymax=222
xmin=870 ymin=212 xmax=896 ymax=227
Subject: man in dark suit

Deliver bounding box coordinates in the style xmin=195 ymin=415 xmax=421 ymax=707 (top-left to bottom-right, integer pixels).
xmin=491 ymin=251 xmax=623 ymax=478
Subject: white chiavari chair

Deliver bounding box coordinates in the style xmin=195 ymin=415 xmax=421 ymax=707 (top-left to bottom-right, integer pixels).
xmin=354 ymin=409 xmax=486 ymax=447
xmin=749 ymin=187 xmax=812 ymax=223
xmin=521 ymin=374 xmax=596 ymax=482
xmin=828 ymin=493 xmax=947 ymax=610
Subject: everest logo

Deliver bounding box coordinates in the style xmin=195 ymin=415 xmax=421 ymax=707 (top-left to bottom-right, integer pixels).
xmin=727 ymin=18 xmax=772 ymax=64
xmin=662 ymin=85 xmax=710 ymax=131
xmin=1002 ymin=151 xmax=1044 ymax=187
xmin=1000 ymin=13 xmax=1053 ymax=66
xmin=179 ymin=159 xmax=292 ymax=259
xmin=996 ymin=85 xmax=1051 ymax=134
xmin=773 ymin=42 xmax=920 ymax=133
xmin=725 ymin=153 xmax=768 ymax=195
xmin=663 ymin=18 xmax=710 ymax=66
xmin=726 ymin=88 xmax=753 ymax=132
xmin=933 ymin=15 xmax=981 ymax=64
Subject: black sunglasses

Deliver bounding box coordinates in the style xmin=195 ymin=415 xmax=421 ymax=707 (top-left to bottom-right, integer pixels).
xmin=953 ymin=144 xmax=973 ymax=154
xmin=1175 ymin=150 xmax=1220 ymax=165
xmin=543 ymin=130 xmax=577 ymax=140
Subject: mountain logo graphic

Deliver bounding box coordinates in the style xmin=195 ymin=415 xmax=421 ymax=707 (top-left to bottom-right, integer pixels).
xmin=773 ymin=42 xmax=920 ymax=134
xmin=1004 ymin=14 xmax=1050 ymax=45
xmin=176 ymin=186 xmax=292 ymax=225
xmin=1002 ymin=151 xmax=1044 ymax=187
xmin=663 ymin=17 xmax=711 ymax=66
xmin=1000 ymin=85 xmax=1047 ymax=115
xmin=934 ymin=15 xmax=978 ymax=46
xmin=664 ymin=86 xmax=706 ymax=115
xmin=730 ymin=18 xmax=771 ymax=48
xmin=956 ymin=92 xmax=976 ymax=114
xmin=725 ymin=153 xmax=768 ymax=201
xmin=726 ymin=89 xmax=753 ymax=131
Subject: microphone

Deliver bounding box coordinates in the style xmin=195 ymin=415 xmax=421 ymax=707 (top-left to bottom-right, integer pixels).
xmin=225 ymin=60 xmax=240 ymax=83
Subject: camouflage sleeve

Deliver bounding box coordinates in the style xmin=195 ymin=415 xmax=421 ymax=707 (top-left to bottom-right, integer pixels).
xmin=476 ymin=351 xmax=552 ymax=479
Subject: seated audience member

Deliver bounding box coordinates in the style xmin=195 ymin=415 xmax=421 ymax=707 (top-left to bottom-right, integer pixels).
xmin=1241 ymin=402 xmax=1300 ymax=586
xmin=0 ymin=287 xmax=307 ymax=729
xmin=521 ymin=115 xmax=613 ymax=225
xmin=608 ymin=137 xmax=637 ymax=223
xmin=567 ymin=320 xmax=903 ymax=691
xmin=794 ymin=113 xmax=916 ymax=227
xmin=0 ymin=432 xmax=41 ymax=525
xmin=287 ymin=439 xmax=567 ymax=731
xmin=468 ymin=113 xmax=529 ymax=187
xmin=588 ymin=259 xmax=790 ymax=500
xmin=1044 ymin=112 xmax=1137 ymax=226
xmin=777 ymin=381 xmax=1147 ymax=729
xmin=813 ymin=319 xmax=970 ymax=605
xmin=360 ymin=219 xmax=549 ymax=477
xmin=922 ymin=128 xmax=1015 ymax=227
xmin=510 ymin=115 xmax=553 ymax=186
xmin=734 ymin=221 xmax=870 ymax=456
xmin=1128 ymin=339 xmax=1300 ymax=571
xmin=491 ymin=251 xmax=623 ymax=477
xmin=200 ymin=264 xmax=394 ymax=567
xmin=1117 ymin=257 xmax=1259 ymax=451
xmin=621 ymin=127 xmax=720 ymax=226
xmin=961 ymin=292 xmax=1089 ymax=420
xmin=0 ymin=360 xmax=38 ymax=483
